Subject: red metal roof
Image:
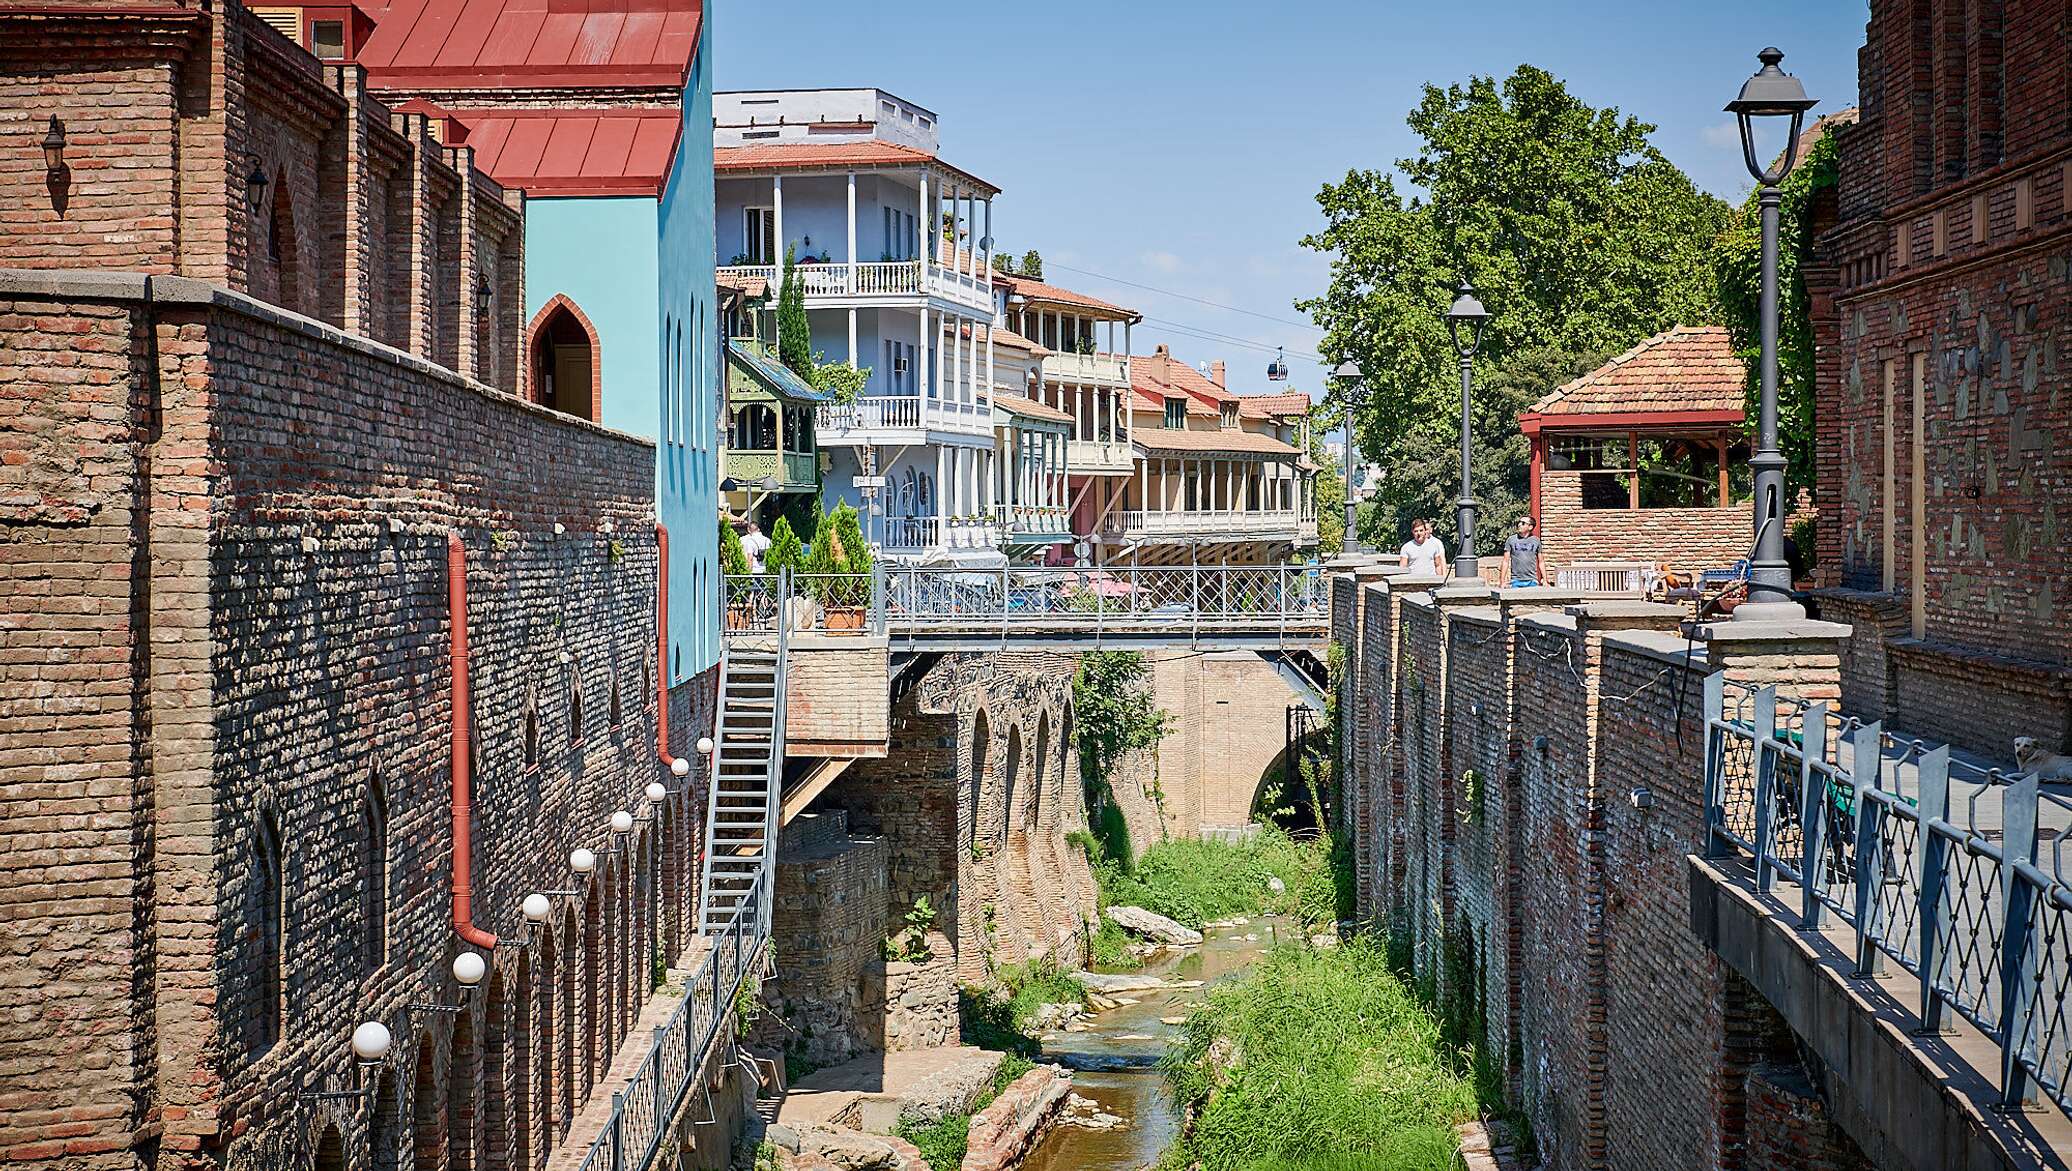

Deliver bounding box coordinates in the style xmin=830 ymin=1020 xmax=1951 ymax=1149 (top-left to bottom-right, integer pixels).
xmin=714 ymin=140 xmax=999 ymax=197
xmin=452 ymin=107 xmax=681 ymax=195
xmin=355 ymin=0 xmax=702 ymax=91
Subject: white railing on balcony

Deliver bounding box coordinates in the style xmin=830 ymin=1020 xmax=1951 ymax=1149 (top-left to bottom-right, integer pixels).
xmin=1040 ymin=351 xmax=1129 ymax=387
xmin=1114 ymin=509 xmax=1307 ymax=538
xmin=716 ymin=261 xmax=988 ymax=311
xmin=817 ymin=395 xmax=993 ymax=438
xmin=881 ymin=515 xmax=1001 ymax=551
xmin=994 ymin=503 xmax=1072 ymax=536
xmin=1066 ymin=438 xmax=1134 ymax=474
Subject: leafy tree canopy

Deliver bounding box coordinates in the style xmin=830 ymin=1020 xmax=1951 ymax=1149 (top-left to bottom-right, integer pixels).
xmin=1301 ymin=65 xmax=1729 ymax=544
xmin=1712 ymin=126 xmax=1841 ymax=496
xmin=1019 ymin=249 xmax=1044 ymax=280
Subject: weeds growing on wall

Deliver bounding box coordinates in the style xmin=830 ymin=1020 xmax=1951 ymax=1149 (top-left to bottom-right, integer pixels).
xmin=1162 ymin=940 xmax=1475 ymax=1171
xmin=1073 ymin=651 xmax=1171 ymax=864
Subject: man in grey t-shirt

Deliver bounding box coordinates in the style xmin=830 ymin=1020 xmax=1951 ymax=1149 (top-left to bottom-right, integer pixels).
xmin=1505 ymin=515 xmax=1544 ymax=587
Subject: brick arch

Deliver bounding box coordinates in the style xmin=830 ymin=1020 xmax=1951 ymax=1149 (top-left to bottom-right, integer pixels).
xmin=410 ymin=1035 xmax=441 ymax=1171
xmin=510 ymin=951 xmax=533 ymax=1171
xmin=1031 ymin=709 xmax=1051 ymax=831
xmin=556 ymin=904 xmax=578 ymax=1139
xmin=448 ymin=992 xmax=478 ymax=1171
xmin=525 ymin=294 xmax=602 ymax=421
xmin=1000 ymin=722 xmax=1024 ymax=839
xmin=312 ymin=1124 xmax=345 ymax=1171
xmin=967 ymin=710 xmax=992 ymax=847
xmin=581 ymin=881 xmax=602 ymax=1096
xmin=371 ymin=1062 xmax=404 ymax=1171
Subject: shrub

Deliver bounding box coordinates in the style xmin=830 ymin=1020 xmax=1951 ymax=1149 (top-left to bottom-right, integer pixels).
xmin=719 ymin=522 xmax=749 ymax=576
xmin=765 ymin=516 xmax=803 ymax=575
xmin=1097 ymin=827 xmax=1338 ymax=930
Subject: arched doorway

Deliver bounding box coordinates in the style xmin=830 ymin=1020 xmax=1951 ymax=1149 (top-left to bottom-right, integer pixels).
xmin=313 ymin=1125 xmax=344 ymax=1171
xmin=411 ymin=1038 xmax=441 ymax=1171
xmin=371 ymin=1067 xmax=402 ymax=1171
xmin=527 ymin=297 xmax=599 ymax=422
xmin=968 ymin=712 xmax=990 ymax=849
xmin=1001 ymin=725 xmax=1022 ymax=840
xmin=511 ymin=953 xmax=532 ymax=1171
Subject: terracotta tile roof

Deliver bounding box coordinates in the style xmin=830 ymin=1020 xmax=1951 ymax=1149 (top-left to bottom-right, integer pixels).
xmin=1526 ymin=325 xmax=1747 ymax=420
xmin=1779 ymin=107 xmax=1858 ymax=175
xmin=451 ymin=108 xmax=681 ymax=196
xmin=992 ymin=393 xmax=1073 ymax=424
xmin=717 ymin=270 xmax=768 ymax=299
xmin=1130 ymin=346 xmax=1237 ymax=413
xmin=1132 ymin=427 xmax=1301 ymax=459
xmin=994 ymin=272 xmax=1136 ymax=320
xmin=357 ymin=0 xmax=702 ymax=91
xmin=1129 ymin=382 xmax=1217 ymax=416
xmin=1238 ymin=391 xmax=1312 ymax=419
xmin=985 ymin=326 xmax=1045 ymax=355
xmin=713 ymin=140 xmax=998 ymax=196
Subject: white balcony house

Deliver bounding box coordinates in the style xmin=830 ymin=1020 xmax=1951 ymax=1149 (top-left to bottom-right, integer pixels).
xmin=993 ymin=273 xmax=1139 ymax=478
xmin=1102 ymin=346 xmax=1319 ymax=566
xmin=716 ymin=88 xmax=1003 ymax=561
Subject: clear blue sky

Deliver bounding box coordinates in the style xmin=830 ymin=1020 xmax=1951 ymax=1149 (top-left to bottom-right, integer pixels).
xmin=713 ymin=0 xmax=1870 ymax=392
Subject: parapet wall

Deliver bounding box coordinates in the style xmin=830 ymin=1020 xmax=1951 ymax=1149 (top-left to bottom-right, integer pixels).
xmin=1335 ymin=566 xmax=1862 ymax=1171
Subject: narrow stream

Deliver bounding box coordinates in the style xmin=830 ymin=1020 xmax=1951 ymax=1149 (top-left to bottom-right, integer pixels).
xmin=1021 ymin=918 xmax=1288 ymax=1171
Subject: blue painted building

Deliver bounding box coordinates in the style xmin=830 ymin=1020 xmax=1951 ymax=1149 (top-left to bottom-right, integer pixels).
xmin=357 ymin=0 xmax=721 ymax=682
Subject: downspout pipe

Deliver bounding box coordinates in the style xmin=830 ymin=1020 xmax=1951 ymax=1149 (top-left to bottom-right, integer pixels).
xmin=656 ymin=523 xmax=685 ymax=774
xmin=448 ymin=532 xmax=498 ymax=950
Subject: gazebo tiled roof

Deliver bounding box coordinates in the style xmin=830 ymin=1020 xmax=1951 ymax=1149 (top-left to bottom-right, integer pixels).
xmin=1522 ymin=325 xmax=1746 ymax=429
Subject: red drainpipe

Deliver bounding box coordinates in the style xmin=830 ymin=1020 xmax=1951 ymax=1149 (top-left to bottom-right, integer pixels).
xmin=655 ymin=522 xmax=680 ymax=769
xmin=447 ymin=532 xmax=498 ymax=950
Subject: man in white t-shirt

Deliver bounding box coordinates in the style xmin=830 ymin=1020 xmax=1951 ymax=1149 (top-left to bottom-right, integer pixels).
xmin=740 ymin=520 xmax=771 ymax=573
xmin=1398 ymin=517 xmax=1449 ymax=578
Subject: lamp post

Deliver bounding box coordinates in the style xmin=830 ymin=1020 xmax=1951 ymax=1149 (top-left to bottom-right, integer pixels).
xmin=1330 ymin=360 xmax=1367 ymax=554
xmin=1444 ymin=283 xmax=1492 ymax=581
xmin=1725 ymin=47 xmax=1817 ymax=621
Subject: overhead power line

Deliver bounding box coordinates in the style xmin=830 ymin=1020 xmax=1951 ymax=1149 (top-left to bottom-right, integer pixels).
xmin=1138 ymin=316 xmax=1326 ymax=366
xmin=1046 ymin=261 xmax=1328 ymax=334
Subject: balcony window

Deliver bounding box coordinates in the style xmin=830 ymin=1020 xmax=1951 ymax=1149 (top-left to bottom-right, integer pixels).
xmin=743 ymin=208 xmax=774 ymax=265
xmin=1220 ymin=403 xmax=1238 ymax=428
xmin=1164 ymin=398 xmax=1186 ymax=430
xmin=729 ymin=403 xmax=778 ymax=451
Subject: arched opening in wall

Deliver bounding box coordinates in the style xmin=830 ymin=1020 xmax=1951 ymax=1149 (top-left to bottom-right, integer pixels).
xmin=364 ymin=774 xmax=388 ymax=973
xmin=609 ymin=672 xmax=623 ymax=731
xmin=249 ymin=808 xmax=284 ymax=1058
xmin=483 ymin=973 xmax=508 ymax=1171
xmin=605 ymin=863 xmax=625 ymax=1056
xmin=1032 ymin=712 xmax=1051 ymax=832
xmin=527 ymin=297 xmax=599 ymax=422
xmin=582 ymin=884 xmax=602 ymax=1097
xmin=411 ymin=1037 xmax=441 ymax=1171
xmin=968 ymin=711 xmax=991 ymax=849
xmin=557 ymin=907 xmax=577 ymax=1138
xmin=313 ymin=1125 xmax=345 ymax=1171
xmin=371 ymin=1068 xmax=402 ymax=1171
xmin=1250 ymin=706 xmax=1331 ymax=834
xmin=266 ymin=171 xmax=304 ymax=316
xmin=511 ymin=952 xmax=532 ymax=1171
xmin=1001 ymin=725 xmax=1022 ymax=840
xmin=449 ymin=999 xmax=477 ymax=1171
xmin=568 ymin=668 xmax=585 ymax=748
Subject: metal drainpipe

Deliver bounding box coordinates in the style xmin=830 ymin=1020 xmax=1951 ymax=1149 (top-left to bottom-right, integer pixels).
xmin=655 ymin=522 xmax=682 ymax=771
xmin=447 ymin=532 xmax=498 ymax=950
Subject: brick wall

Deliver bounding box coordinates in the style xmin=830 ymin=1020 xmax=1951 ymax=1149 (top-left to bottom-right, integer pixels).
xmin=1337 ymin=560 xmax=1857 ymax=1171
xmin=759 ymin=810 xmax=890 ymax=1070
xmin=1538 ymin=469 xmax=1749 ymax=574
xmin=1145 ymin=649 xmax=1306 ymax=834
xmin=784 ymin=643 xmax=891 ymax=756
xmin=0 ymin=272 xmax=687 ymax=1171
xmin=1808 ymin=0 xmax=2071 ymax=758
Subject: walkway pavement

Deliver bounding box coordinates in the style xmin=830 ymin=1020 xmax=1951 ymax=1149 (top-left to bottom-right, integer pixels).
xmin=548 ymin=936 xmax=716 ymax=1171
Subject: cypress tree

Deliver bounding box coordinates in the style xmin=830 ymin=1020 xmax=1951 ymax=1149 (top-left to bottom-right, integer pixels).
xmin=777 ymin=244 xmax=812 ymax=377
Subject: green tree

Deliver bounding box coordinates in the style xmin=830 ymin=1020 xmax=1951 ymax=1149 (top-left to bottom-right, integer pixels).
xmin=991 ymin=253 xmax=1015 ymax=274
xmin=719 ymin=521 xmax=749 ymax=576
xmin=1301 ymin=65 xmax=1728 ymax=543
xmin=828 ymin=501 xmax=872 ymax=575
xmin=1308 ymin=422 xmax=1349 ymax=556
xmin=1019 ymin=249 xmax=1043 ymax=280
xmin=1072 ymin=651 xmax=1171 ymax=867
xmin=777 ymin=244 xmax=812 ymax=377
xmin=1713 ymin=125 xmax=1841 ymax=497
xmin=765 ymin=515 xmax=804 ymax=575
xmin=807 ymin=355 xmax=870 ymax=406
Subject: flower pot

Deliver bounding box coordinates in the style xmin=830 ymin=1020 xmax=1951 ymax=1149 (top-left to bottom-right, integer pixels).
xmin=824 ymin=606 xmax=867 ymax=632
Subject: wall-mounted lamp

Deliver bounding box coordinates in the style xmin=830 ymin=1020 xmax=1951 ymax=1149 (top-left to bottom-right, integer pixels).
xmin=522 ymin=892 xmax=553 ymax=925
xmin=299 ymin=1021 xmax=394 ymax=1101
xmin=696 ymin=735 xmax=715 ymax=756
xmin=474 ymin=275 xmax=493 ymax=317
xmin=570 ymin=847 xmax=597 ymax=878
xmin=610 ymin=809 xmax=634 ymax=835
xmin=409 ymin=952 xmax=487 ymax=1017
xmin=645 ymin=781 xmax=669 ymax=803
xmin=671 ymin=755 xmax=692 ymax=778
xmin=553 ymin=522 xmax=566 ymax=536
xmin=41 ymin=116 xmax=66 ymax=178
xmin=246 ymin=162 xmax=270 ymax=209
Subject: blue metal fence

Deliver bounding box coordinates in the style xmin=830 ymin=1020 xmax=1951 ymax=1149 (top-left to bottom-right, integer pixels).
xmin=1702 ymin=674 xmax=2072 ymax=1110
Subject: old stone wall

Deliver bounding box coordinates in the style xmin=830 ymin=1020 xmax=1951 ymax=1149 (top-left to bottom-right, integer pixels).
xmin=759 ymin=811 xmax=890 ymax=1070
xmin=0 ymin=273 xmax=699 ymax=1171
xmin=1335 ymin=568 xmax=1854 ymax=1171
xmin=1808 ymin=0 xmax=2071 ymax=758
xmin=1143 ymin=648 xmax=1306 ymax=836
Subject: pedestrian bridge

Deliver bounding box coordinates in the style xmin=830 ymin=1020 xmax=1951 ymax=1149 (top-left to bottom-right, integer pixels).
xmin=724 ymin=564 xmax=1329 ymax=651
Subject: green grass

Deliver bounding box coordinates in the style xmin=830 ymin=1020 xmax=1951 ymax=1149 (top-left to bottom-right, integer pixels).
xmin=1160 ymin=940 xmax=1475 ymax=1171
xmin=894 ymin=1053 xmax=1037 ymax=1171
xmin=1095 ymin=827 xmax=1346 ymax=930
xmin=994 ymin=957 xmax=1087 ymax=1030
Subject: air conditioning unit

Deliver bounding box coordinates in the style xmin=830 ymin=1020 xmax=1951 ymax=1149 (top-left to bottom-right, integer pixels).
xmin=893 ymin=356 xmax=910 ymax=376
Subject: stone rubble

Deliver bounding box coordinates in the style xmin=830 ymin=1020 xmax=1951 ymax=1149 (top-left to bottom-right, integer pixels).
xmin=1104 ymin=905 xmax=1205 ymax=945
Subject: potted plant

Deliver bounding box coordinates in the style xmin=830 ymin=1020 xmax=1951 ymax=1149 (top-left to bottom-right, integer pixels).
xmin=821 ymin=502 xmax=873 ymax=632
xmin=765 ymin=517 xmax=816 ymax=630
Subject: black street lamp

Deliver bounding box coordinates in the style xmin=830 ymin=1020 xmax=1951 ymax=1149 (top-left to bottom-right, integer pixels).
xmin=1330 ymin=360 xmax=1367 ymax=554
xmin=1725 ymin=46 xmax=1817 ymax=620
xmin=1444 ymin=282 xmax=1492 ymax=581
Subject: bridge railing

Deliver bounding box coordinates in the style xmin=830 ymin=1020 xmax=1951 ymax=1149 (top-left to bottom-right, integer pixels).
xmin=724 ymin=568 xmax=885 ymax=638
xmin=879 ymin=564 xmax=1327 ymax=641
xmin=1703 ymin=675 xmax=2072 ymax=1112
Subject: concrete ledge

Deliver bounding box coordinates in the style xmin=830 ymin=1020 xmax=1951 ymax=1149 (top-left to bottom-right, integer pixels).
xmin=1493 ymin=586 xmax=1593 ymax=604
xmin=1690 ymin=617 xmax=1854 ymax=642
xmin=1600 ymin=628 xmax=1706 ymax=669
xmin=1688 ymin=856 xmax=2072 ymax=1171
xmin=1567 ymin=600 xmax=1687 ymax=621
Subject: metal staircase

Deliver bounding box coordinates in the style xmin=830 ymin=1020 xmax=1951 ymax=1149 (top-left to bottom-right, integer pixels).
xmin=697 ymin=590 xmax=789 ymax=936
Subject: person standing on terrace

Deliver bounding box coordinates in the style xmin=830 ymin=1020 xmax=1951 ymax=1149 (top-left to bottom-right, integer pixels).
xmin=1506 ymin=515 xmax=1545 ymax=587
xmin=1399 ymin=517 xmax=1448 ymax=577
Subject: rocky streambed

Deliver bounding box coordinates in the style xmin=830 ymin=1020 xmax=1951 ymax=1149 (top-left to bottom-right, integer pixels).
xmin=1017 ymin=915 xmax=1286 ymax=1171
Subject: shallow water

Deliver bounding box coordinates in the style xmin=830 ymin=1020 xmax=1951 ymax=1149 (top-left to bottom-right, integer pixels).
xmin=1021 ymin=919 xmax=1289 ymax=1171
